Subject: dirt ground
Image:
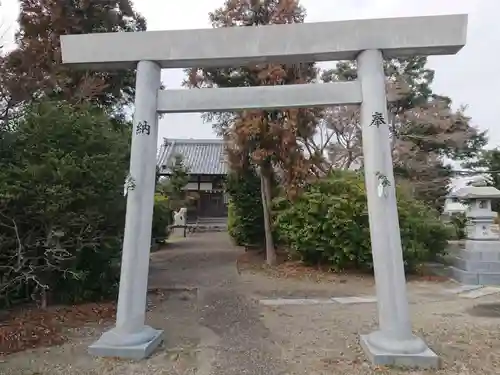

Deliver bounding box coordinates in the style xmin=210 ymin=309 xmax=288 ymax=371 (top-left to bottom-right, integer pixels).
xmin=1 ymin=288 xmax=204 ymax=375
xmin=239 ymin=269 xmax=500 ymax=375
xmin=2 ymin=232 xmax=500 ymax=374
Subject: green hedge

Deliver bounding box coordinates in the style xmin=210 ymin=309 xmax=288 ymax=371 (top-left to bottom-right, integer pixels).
xmin=152 ymin=194 xmax=172 ymax=243
xmin=273 ymin=170 xmax=450 ymax=273
xmin=226 ymin=168 xmax=265 ymax=247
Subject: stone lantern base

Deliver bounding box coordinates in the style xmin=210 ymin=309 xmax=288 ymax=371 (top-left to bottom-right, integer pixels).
xmin=450 ymin=240 xmax=500 ymax=285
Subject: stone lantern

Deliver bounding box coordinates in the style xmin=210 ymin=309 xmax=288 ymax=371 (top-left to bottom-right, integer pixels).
xmin=458 ymin=186 xmax=500 ymax=240
xmin=451 ymin=186 xmax=500 ymax=285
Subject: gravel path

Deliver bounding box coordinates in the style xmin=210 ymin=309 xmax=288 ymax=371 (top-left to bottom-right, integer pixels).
xmin=199 ymin=288 xmax=285 ymax=375
xmin=3 ymin=232 xmax=500 ymax=374
xmin=239 ymin=271 xmax=500 ymax=374
xmin=258 ymin=296 xmax=500 ymax=374
xmin=1 ymin=232 xmax=288 ymax=375
xmin=150 ymin=234 xmax=288 ymax=375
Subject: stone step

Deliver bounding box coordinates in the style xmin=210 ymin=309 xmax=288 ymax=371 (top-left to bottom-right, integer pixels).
xmin=450 ymin=255 xmax=500 ymax=273
xmin=449 ymin=266 xmax=500 ymax=286
xmin=449 ymin=251 xmax=500 ymax=285
xmin=196 ymin=217 xmax=228 ymax=224
xmin=461 ymin=241 xmax=500 ymax=261
xmin=425 ymin=261 xmax=500 ymax=286
xmin=193 ymin=225 xmax=227 ymax=233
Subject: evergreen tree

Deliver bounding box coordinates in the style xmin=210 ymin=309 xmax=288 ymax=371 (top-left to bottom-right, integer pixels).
xmin=158 ymin=154 xmax=190 ymax=211
xmin=0 ymin=100 xmax=131 ymax=307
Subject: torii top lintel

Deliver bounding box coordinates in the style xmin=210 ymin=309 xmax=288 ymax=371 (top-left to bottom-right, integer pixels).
xmin=60 ymin=14 xmax=467 ymax=70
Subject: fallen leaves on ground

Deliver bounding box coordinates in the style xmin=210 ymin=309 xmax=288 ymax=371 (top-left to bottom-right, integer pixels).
xmin=0 ymin=302 xmax=116 ymax=356
xmin=237 ymin=251 xmax=367 ymax=283
xmin=237 ymin=251 xmax=450 ymax=284
xmin=407 ymin=274 xmax=450 ymax=283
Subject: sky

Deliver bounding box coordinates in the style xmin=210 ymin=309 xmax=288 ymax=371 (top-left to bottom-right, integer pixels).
xmin=130 ymin=0 xmax=499 ymax=149
xmin=1 ymin=0 xmax=499 ymax=153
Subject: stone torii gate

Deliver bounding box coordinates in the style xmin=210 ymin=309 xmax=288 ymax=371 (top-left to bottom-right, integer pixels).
xmin=60 ymin=14 xmax=468 ymax=368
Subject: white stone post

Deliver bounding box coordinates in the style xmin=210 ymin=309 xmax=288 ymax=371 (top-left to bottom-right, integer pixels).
xmin=357 ymin=50 xmax=437 ymax=367
xmin=88 ymin=60 xmax=164 ymax=359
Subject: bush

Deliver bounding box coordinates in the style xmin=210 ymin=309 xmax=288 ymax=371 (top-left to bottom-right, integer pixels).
xmin=447 ymin=212 xmax=467 ymax=240
xmin=0 ymin=100 xmax=130 ymax=307
xmin=225 ymin=168 xmax=265 ymax=247
xmin=152 ymin=194 xmax=172 ymax=242
xmin=273 ymin=170 xmax=449 ymax=273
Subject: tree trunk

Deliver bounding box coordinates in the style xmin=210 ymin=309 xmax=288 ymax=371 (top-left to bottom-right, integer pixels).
xmin=40 ymin=288 xmax=48 ymax=310
xmin=260 ymin=165 xmax=276 ymax=266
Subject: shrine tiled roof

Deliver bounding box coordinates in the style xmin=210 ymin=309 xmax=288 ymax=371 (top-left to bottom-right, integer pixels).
xmin=157 ymin=138 xmax=228 ymax=175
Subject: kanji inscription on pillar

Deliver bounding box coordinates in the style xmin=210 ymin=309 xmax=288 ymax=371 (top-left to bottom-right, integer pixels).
xmin=370 ymin=112 xmax=386 ymax=128
xmin=136 ymin=120 xmax=151 ymax=135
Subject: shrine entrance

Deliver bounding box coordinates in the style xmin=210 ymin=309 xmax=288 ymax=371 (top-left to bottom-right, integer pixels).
xmin=60 ymin=14 xmax=468 ymax=368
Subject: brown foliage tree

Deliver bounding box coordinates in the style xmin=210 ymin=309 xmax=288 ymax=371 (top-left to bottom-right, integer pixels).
xmin=321 ymin=59 xmax=487 ymax=209
xmin=5 ymin=0 xmax=146 ymax=113
xmin=0 ymin=10 xmax=15 ymax=127
xmin=185 ymin=0 xmax=322 ymax=265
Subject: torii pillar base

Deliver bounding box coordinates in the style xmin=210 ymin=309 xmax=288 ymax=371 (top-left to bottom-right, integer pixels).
xmin=360 ymin=333 xmax=439 ymax=369
xmin=88 ymin=326 xmax=164 ymax=360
